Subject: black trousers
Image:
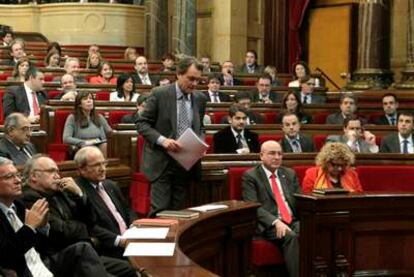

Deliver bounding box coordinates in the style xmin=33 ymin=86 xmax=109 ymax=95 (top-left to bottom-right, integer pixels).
xmin=100 ymin=255 xmax=137 ymax=277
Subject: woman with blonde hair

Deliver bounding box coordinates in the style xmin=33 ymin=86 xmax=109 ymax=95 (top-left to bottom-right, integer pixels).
xmin=124 ymin=47 xmax=137 ymax=61
xmin=86 ymin=52 xmax=103 ymax=70
xmin=302 ymin=142 xmax=362 ymax=193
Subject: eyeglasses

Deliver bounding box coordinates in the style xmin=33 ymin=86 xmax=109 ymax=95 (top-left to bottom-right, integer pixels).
xmin=0 ymin=172 xmax=22 ymax=181
xmin=15 ymin=126 xmax=31 ymax=132
xmin=33 ymin=168 xmax=60 ymax=175
xmin=86 ymin=160 xmax=109 ymax=168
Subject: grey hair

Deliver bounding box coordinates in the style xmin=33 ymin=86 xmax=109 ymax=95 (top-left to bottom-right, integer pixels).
xmin=0 ymin=157 xmax=13 ymax=167
xmin=176 ymin=56 xmax=203 ymax=75
xmin=4 ymin=113 xmax=25 ymax=135
xmin=22 ymin=154 xmax=49 ymax=186
xmin=74 ymin=146 xmax=99 ymax=167
xmin=64 ymin=57 xmax=80 ymax=70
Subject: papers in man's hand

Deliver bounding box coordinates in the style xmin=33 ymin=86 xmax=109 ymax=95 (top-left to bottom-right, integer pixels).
xmin=168 ymin=128 xmax=208 ymax=170
xmin=188 ymin=204 xmax=229 ymax=212
xmin=123 ymin=242 xmax=176 ymax=257
xmin=121 ymin=227 xmax=169 ymax=239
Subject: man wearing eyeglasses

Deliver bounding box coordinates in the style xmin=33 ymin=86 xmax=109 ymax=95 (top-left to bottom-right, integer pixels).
xmin=0 ymin=157 xmax=111 ymax=277
xmin=0 ymin=113 xmax=37 ymax=166
xmin=21 ymin=154 xmax=138 ymax=277
xmin=297 ymin=75 xmax=326 ymax=104
xmin=74 ymin=146 xmax=138 ymax=259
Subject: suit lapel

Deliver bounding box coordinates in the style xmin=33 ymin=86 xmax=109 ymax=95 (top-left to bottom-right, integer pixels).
xmin=169 ymin=85 xmax=178 ymax=136
xmin=191 ymin=93 xmax=200 ymax=134
xmin=283 ymin=137 xmax=293 ymax=152
xmin=277 ymin=168 xmax=294 ymax=208
xmin=20 ymin=86 xmax=30 ymax=112
xmin=257 ymin=166 xmax=275 ymax=202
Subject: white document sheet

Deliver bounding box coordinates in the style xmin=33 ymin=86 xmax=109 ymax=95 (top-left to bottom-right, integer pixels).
xmin=168 ymin=128 xmax=209 ymax=170
xmin=121 ymin=227 xmax=169 ymax=239
xmin=188 ymin=204 xmax=229 ymax=212
xmin=123 ymin=242 xmax=176 ymax=257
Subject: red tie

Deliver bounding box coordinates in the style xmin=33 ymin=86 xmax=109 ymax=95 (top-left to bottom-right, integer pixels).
xmin=270 ymin=174 xmax=292 ymax=224
xmin=31 ymin=91 xmax=40 ymax=116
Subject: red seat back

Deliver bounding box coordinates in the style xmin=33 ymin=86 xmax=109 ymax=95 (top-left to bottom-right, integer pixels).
xmin=262 ymin=111 xmax=278 ymax=124
xmin=356 ymin=165 xmax=414 ymax=191
xmin=95 ymin=91 xmax=110 ymax=101
xmin=258 ymin=134 xmax=283 ymax=146
xmin=227 ymin=167 xmax=252 ymax=199
xmin=313 ymin=134 xmax=327 ymax=151
xmin=292 ymin=165 xmax=312 ymax=186
xmin=54 ymin=110 xmax=72 ymax=143
xmin=313 ymin=111 xmax=331 ymax=124
xmin=108 ymin=110 xmax=132 ymax=126
xmin=205 ymin=134 xmax=214 ymax=154
xmin=210 ymin=111 xmax=228 ymax=124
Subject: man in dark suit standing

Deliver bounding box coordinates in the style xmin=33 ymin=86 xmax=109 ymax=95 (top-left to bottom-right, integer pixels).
xmin=0 ymin=157 xmax=110 ymax=277
xmin=0 ymin=113 xmax=37 ymax=165
xmin=280 ymin=113 xmax=315 ymax=153
xmin=74 ymin=146 xmax=137 ymax=258
xmin=250 ymin=74 xmax=281 ymax=103
xmin=133 ymin=55 xmax=159 ymax=86
xmin=214 ymin=104 xmax=259 ymax=154
xmin=136 ymin=57 xmax=206 ymax=217
xmin=373 ymin=93 xmax=399 ymax=125
xmin=297 ymin=75 xmax=326 ymax=104
xmin=22 ymin=155 xmax=138 ymax=277
xmin=203 ymin=73 xmax=231 ymax=103
xmin=380 ymin=112 xmax=414 ymax=153
xmin=242 ymin=141 xmax=300 ymax=277
xmin=3 ymin=67 xmax=47 ymax=123
xmin=237 ymin=50 xmax=264 ymax=74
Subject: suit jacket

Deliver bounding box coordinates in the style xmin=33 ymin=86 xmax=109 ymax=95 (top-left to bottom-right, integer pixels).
xmin=0 ymin=138 xmax=37 ymax=166
xmin=218 ymin=75 xmax=242 ymax=86
xmin=373 ymin=114 xmax=398 ymax=125
xmin=325 ymin=112 xmax=345 ymax=125
xmin=219 ymin=111 xmax=264 ymax=125
xmin=76 ymin=176 xmax=137 ymax=257
xmin=136 ymin=83 xmax=207 ymax=182
xmin=237 ymin=64 xmax=265 ymax=74
xmin=242 ymin=165 xmax=301 ymax=235
xmin=203 ymin=91 xmax=231 ymax=102
xmin=250 ymin=90 xmax=281 ymax=103
xmin=326 ymin=135 xmax=375 ymax=153
xmin=297 ymin=92 xmax=326 ymax=104
xmin=280 ymin=134 xmax=316 ymax=153
xmin=132 ymin=73 xmax=160 ymax=86
xmin=3 ymin=85 xmax=47 ymax=117
xmin=0 ymin=200 xmax=48 ymax=277
xmin=121 ymin=112 xmax=139 ymax=124
xmin=213 ymin=126 xmax=260 ymax=154
xmin=22 ymin=187 xmax=95 ymax=254
xmin=380 ymin=133 xmax=402 ymax=153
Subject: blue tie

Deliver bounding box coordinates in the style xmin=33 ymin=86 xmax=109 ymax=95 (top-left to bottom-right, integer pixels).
xmin=402 ymin=140 xmax=409 ymax=154
xmin=177 ymin=95 xmax=191 ymax=138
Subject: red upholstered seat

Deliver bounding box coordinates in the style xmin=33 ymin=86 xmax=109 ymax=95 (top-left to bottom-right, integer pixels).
xmin=205 ymin=134 xmax=214 ymax=154
xmin=95 ymin=91 xmax=110 ymax=101
xmin=292 ymin=165 xmax=312 ymax=185
xmin=356 ymin=165 xmax=414 ymax=191
xmin=313 ymin=134 xmax=327 ymax=151
xmin=43 ymin=74 xmax=55 ymax=82
xmin=258 ymin=134 xmax=283 ymax=146
xmin=210 ymin=111 xmax=228 ymax=124
xmin=47 ymin=110 xmax=72 ymax=161
xmin=48 ymin=90 xmax=62 ymax=99
xmin=108 ymin=110 xmax=132 ymax=126
xmin=312 ymin=111 xmax=331 ymax=124
xmin=262 ymin=111 xmax=278 ymax=124
xmin=0 ymin=73 xmax=11 ymax=80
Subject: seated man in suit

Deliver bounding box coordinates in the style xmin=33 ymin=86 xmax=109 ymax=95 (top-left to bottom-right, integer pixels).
xmin=121 ymin=94 xmax=148 ymax=124
xmin=242 ymin=140 xmax=300 ymax=277
xmin=380 ymin=112 xmax=414 ymax=153
xmin=55 ymin=73 xmax=78 ymax=101
xmin=7 ymin=39 xmax=25 ymax=67
xmin=219 ymin=61 xmax=241 ymax=86
xmin=237 ymin=49 xmax=264 ymax=74
xmin=203 ymin=73 xmax=231 ymax=103
xmin=326 ymin=93 xmax=358 ymax=125
xmin=3 ymin=67 xmax=47 ymax=123
xmin=21 ymin=155 xmax=138 ymax=277
xmin=201 ymin=55 xmax=217 ymax=73
xmin=214 ymin=104 xmax=259 ymax=154
xmin=0 ymin=113 xmax=37 ymax=165
xmin=220 ymin=91 xmax=264 ymax=124
xmin=326 ymin=115 xmax=378 ymax=153
xmin=0 ymin=157 xmax=110 ymax=277
xmin=298 ymin=75 xmax=326 ymax=104
xmin=280 ymin=113 xmax=315 ymax=153
xmin=74 ymin=146 xmax=137 ymax=259
xmin=133 ymin=55 xmax=159 ymax=86
xmin=250 ymin=74 xmax=280 ymax=103
xmin=373 ymin=93 xmax=399 ymax=126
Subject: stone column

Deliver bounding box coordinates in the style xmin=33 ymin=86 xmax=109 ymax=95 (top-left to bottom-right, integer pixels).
xmin=172 ymin=0 xmax=196 ymax=56
xmin=395 ymin=0 xmax=414 ymax=89
xmin=347 ymin=0 xmax=393 ymax=90
xmin=145 ymin=0 xmax=168 ymax=60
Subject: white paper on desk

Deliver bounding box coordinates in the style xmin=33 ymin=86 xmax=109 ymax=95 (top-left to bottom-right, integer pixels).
xmin=121 ymin=227 xmax=169 ymax=239
xmin=168 ymin=128 xmax=209 ymax=170
xmin=123 ymin=242 xmax=176 ymax=257
xmin=188 ymin=204 xmax=229 ymax=212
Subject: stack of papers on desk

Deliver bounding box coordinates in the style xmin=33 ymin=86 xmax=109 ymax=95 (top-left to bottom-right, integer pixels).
xmin=123 ymin=242 xmax=176 ymax=257
xmin=122 ymin=227 xmax=169 ymax=239
xmin=188 ymin=204 xmax=229 ymax=212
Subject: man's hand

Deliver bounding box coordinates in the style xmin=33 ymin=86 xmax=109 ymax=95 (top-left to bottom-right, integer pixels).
xmin=58 ymin=177 xmax=82 ymax=196
xmin=25 ymin=198 xmax=49 ymax=229
xmin=274 ymin=219 xmax=292 ymax=239
xmin=345 ymin=130 xmax=358 ymax=143
xmin=119 ymin=238 xmax=128 ymax=248
xmin=364 ymin=131 xmax=377 ymax=146
xmin=162 ymin=138 xmax=181 ymax=152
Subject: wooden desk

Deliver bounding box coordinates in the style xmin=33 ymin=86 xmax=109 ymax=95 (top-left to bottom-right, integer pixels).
xmin=296 ymin=192 xmax=414 ymax=276
xmin=128 ymin=200 xmax=259 ymax=277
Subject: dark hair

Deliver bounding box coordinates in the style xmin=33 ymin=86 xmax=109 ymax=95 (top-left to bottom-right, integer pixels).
xmin=257 ymin=73 xmax=272 ymax=83
xmin=176 ymin=57 xmax=203 ymax=75
xmin=235 ymin=91 xmax=252 ymax=102
xmin=12 ymin=57 xmax=31 ymax=78
xmin=398 ymin=112 xmax=414 ymax=121
xmin=281 ymin=91 xmax=304 ymax=114
xmin=162 ymin=53 xmax=175 ymax=61
xmin=281 ymin=112 xmax=300 ymax=123
xmin=74 ymin=91 xmax=101 ymax=128
xmin=343 ymin=114 xmax=363 ymax=128
xmin=116 ymin=73 xmax=136 ymax=100
xmin=24 ymin=66 xmax=41 ymax=81
xmin=382 ymin=93 xmax=398 ymax=103
xmin=47 ymin=42 xmax=62 ymax=56
xmin=1 ymin=29 xmax=13 ymax=39
xmin=137 ymin=94 xmax=148 ymax=106
xmin=291 ymin=61 xmax=310 ymax=79
xmin=299 ymin=75 xmax=313 ymax=85
xmin=44 ymin=50 xmax=60 ymax=67
xmin=340 ymin=93 xmax=357 ymax=105
xmin=207 ymin=73 xmax=221 ymax=83
xmin=229 ymin=104 xmax=248 ymax=117
xmin=98 ymin=61 xmax=114 ymax=79
xmin=246 ymin=49 xmax=258 ymax=60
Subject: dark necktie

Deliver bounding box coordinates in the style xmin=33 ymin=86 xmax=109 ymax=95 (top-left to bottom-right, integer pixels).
xmin=213 ymin=93 xmax=219 ymax=103
xmin=236 ymin=133 xmax=243 ymax=149
xmin=291 ymin=140 xmax=301 ymax=153
xmin=402 ymin=139 xmax=409 ymax=154
xmin=177 ymin=94 xmax=191 ymax=138
xmin=303 ymin=95 xmax=309 ymax=104
xmin=390 ymin=117 xmax=396 ymax=126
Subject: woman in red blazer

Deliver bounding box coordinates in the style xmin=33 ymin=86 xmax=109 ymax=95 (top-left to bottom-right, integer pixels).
xmin=89 ymin=61 xmax=117 ymax=85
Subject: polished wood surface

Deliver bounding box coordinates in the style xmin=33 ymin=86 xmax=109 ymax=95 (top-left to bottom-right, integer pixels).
xmin=296 ymin=192 xmax=414 ymax=276
xmin=128 ymin=200 xmax=259 ymax=277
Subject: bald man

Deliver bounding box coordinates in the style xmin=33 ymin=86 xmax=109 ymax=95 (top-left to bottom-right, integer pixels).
xmin=133 ymin=55 xmax=159 ymax=86
xmin=242 ymin=140 xmax=300 ymax=277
